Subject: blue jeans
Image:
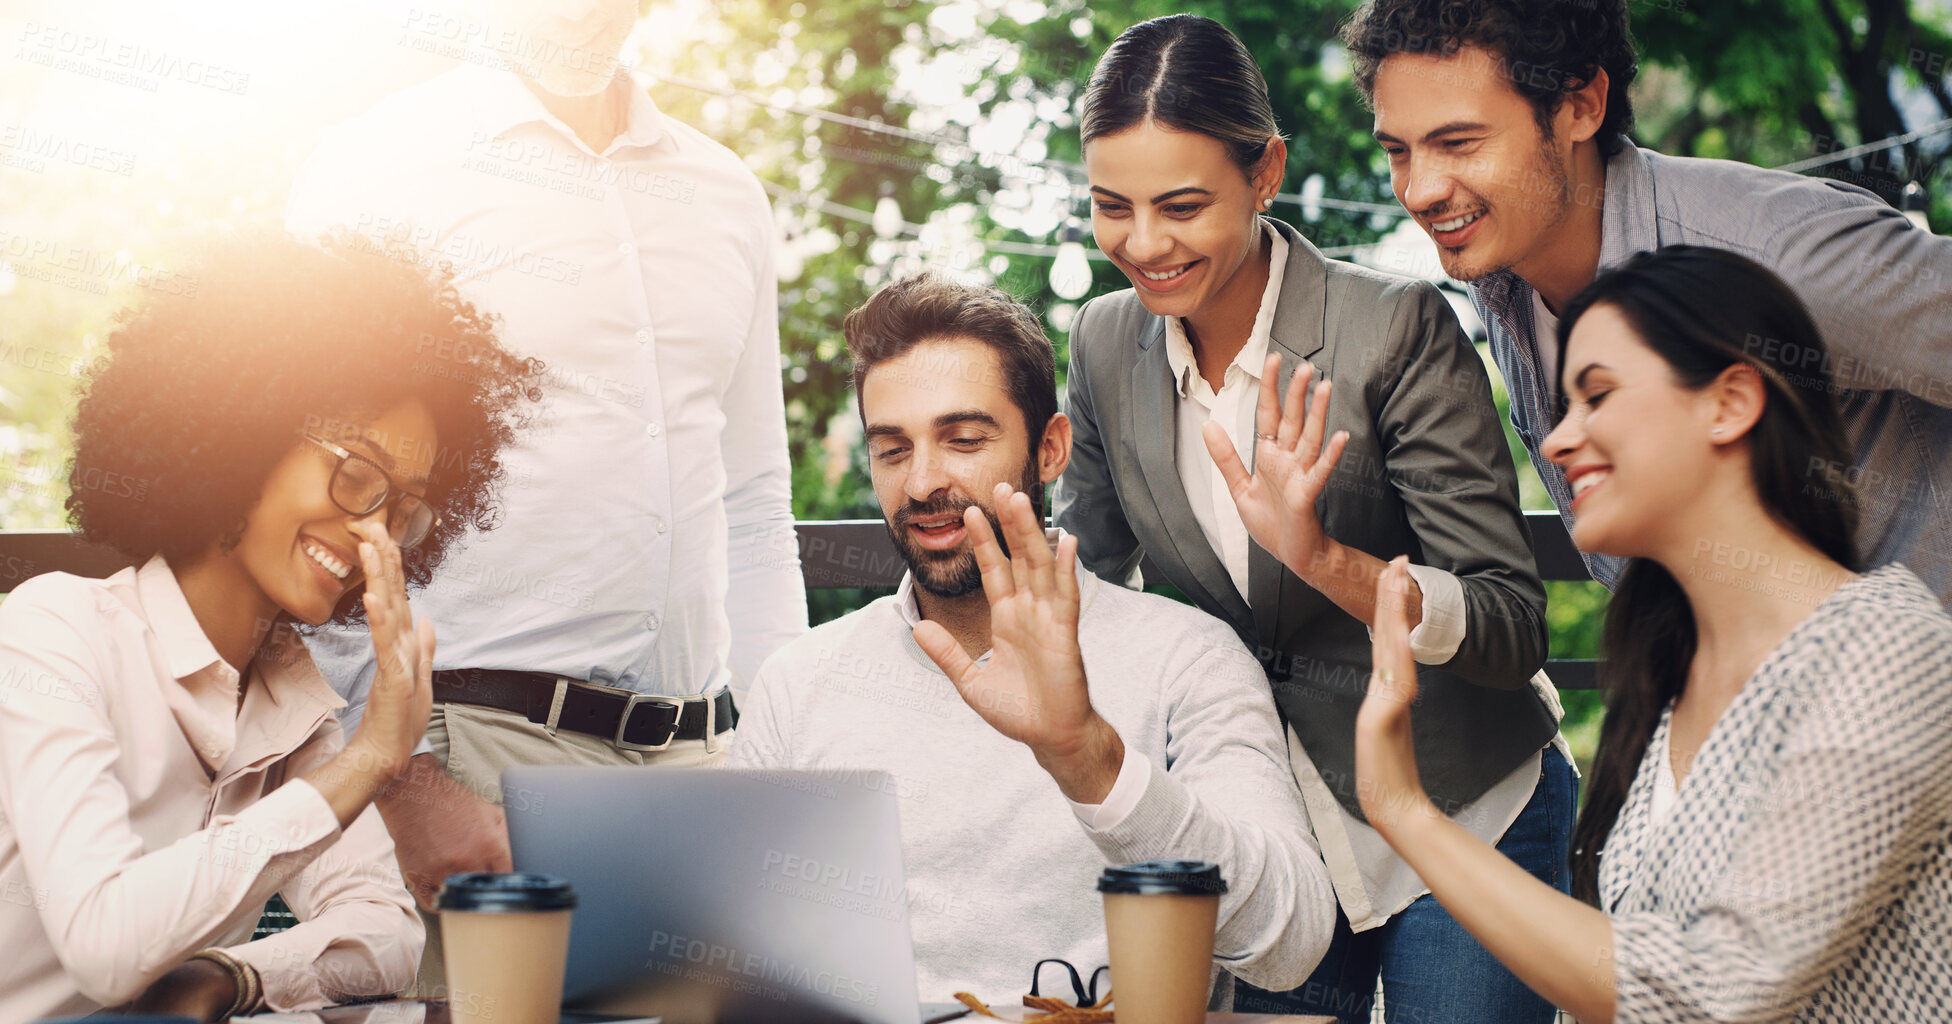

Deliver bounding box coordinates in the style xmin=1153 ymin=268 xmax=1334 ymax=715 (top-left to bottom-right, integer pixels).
xmin=1236 ymin=744 xmax=1578 ymax=1024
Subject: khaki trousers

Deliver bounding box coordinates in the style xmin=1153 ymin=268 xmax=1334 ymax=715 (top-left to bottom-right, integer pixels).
xmin=410 ymin=701 xmax=729 ymax=997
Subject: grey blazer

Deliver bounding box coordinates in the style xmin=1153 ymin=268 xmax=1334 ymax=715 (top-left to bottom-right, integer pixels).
xmin=1053 ymin=219 xmax=1554 ymax=819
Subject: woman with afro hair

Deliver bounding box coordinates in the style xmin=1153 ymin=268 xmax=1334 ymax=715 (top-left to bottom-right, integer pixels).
xmin=0 ymin=230 xmax=540 ymax=1022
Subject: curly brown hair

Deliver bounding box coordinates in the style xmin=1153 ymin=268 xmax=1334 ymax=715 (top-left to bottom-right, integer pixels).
xmin=66 ymin=229 xmax=543 ymax=624
xmin=1341 ymin=0 xmax=1639 ymax=158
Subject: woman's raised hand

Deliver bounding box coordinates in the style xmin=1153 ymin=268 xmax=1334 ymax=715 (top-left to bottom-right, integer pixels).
xmin=1203 ymin=353 xmax=1350 ymax=580
xmin=1354 ymin=557 xmax=1436 ymax=835
xmin=307 ymin=518 xmax=435 ymax=828
xmin=348 ymin=518 xmax=435 ymax=776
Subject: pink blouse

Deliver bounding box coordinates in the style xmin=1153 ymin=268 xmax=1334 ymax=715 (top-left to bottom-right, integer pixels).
xmin=0 ymin=556 xmax=421 ymax=1021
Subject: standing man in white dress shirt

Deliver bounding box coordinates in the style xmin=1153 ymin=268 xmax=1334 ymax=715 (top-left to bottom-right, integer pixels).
xmin=286 ymin=0 xmax=807 ymax=989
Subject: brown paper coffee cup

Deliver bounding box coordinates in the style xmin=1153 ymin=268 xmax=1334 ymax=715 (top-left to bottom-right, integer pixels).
xmin=439 ymin=872 xmax=578 ymax=1024
xmin=1098 ymin=860 xmax=1226 ymax=1024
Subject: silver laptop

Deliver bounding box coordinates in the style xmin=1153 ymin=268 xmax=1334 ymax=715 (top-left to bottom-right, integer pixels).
xmin=503 ymin=765 xmax=924 ymax=1024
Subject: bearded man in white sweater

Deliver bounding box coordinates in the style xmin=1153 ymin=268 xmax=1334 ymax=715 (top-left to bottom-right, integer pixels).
xmin=727 ymin=273 xmax=1335 ymax=1005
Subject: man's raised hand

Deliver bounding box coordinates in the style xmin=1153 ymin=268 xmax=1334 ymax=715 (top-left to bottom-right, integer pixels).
xmin=911 ymin=484 xmax=1122 ymax=802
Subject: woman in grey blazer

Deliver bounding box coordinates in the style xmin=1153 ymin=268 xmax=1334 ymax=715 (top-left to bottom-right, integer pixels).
xmin=1051 ymin=15 xmax=1570 ymax=1023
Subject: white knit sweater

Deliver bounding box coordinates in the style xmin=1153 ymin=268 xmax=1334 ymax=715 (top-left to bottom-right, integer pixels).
xmin=728 ymin=555 xmax=1335 ymax=1003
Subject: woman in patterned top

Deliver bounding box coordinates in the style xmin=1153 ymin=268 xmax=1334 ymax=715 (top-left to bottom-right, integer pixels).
xmin=1341 ymin=245 xmax=1951 ymax=1022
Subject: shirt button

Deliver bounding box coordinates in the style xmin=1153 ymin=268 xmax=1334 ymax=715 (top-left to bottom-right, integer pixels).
xmin=635 ymin=329 xmax=651 ymax=344
xmin=654 ymin=517 xmax=667 ymax=533
xmin=644 ymin=422 xmax=661 ymax=437
xmin=645 ymin=615 xmax=660 ymax=630
xmin=618 ymin=242 xmax=635 ymax=255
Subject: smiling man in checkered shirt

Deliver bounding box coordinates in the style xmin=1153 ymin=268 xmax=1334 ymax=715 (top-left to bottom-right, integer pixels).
xmin=1343 ymin=0 xmax=1952 ymax=606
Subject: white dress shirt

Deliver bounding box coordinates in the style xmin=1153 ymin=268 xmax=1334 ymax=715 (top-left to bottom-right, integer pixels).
xmin=0 ymin=558 xmax=421 ymax=1021
xmin=1162 ymin=221 xmax=1565 ymax=931
xmin=285 ymin=64 xmax=806 ymax=721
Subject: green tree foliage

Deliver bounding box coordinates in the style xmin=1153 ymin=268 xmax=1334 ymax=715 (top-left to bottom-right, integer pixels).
xmin=6 ymin=1 xmax=1948 ymax=765
xmin=1632 ymin=0 xmax=1952 ymax=224
xmin=644 ymin=0 xmax=927 ymax=527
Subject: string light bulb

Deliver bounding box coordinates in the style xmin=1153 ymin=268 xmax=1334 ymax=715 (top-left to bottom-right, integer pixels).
xmin=872 ymin=183 xmax=905 ymax=240
xmin=1300 ymin=174 xmax=1325 ymax=223
xmin=775 ymin=235 xmax=804 ymax=281
xmin=1049 ymin=222 xmax=1092 ymax=300
xmin=1902 ymin=182 xmax=1931 ymax=232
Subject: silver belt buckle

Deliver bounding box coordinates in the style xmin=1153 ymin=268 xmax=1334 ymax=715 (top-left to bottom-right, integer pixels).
xmin=613 ymin=691 xmax=681 ymax=752
xmin=598 ymin=682 xmax=729 ymax=753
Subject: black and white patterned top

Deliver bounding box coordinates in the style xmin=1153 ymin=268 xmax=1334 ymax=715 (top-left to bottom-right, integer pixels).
xmin=1599 ymin=564 xmax=1952 ymax=1021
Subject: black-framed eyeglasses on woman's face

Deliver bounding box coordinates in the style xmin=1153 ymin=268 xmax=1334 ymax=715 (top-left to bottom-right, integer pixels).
xmin=1030 ymin=959 xmax=1111 ymax=1008
xmin=302 ymin=434 xmax=440 ymax=549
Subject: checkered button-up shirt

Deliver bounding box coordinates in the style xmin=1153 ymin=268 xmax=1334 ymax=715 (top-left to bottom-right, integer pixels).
xmin=1473 ymin=145 xmax=1952 ymax=602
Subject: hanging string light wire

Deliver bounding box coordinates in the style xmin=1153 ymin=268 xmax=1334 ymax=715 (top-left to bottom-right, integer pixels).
xmin=653 ymin=67 xmax=1952 ymax=218
xmin=758 ymin=179 xmax=1369 ymax=262
xmin=692 ymin=68 xmax=1951 ymax=280
xmin=647 ymin=70 xmax=1408 ymax=216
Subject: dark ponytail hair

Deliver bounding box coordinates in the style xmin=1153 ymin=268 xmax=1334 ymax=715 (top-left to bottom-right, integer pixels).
xmin=1080 ymin=14 xmax=1285 ymax=179
xmin=1562 ymin=245 xmax=1862 ymax=903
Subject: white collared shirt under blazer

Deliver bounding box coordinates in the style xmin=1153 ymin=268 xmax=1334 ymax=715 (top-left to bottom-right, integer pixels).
xmin=1159 ymin=221 xmax=1554 ymax=931
xmin=1599 ymin=563 xmax=1952 ymax=1021
xmin=0 ymin=557 xmax=422 ymax=1021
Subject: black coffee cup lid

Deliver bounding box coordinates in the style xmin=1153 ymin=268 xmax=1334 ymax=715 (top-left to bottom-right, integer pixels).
xmin=1097 ymin=860 xmax=1227 ymax=895
xmin=437 ymin=872 xmax=578 ymax=912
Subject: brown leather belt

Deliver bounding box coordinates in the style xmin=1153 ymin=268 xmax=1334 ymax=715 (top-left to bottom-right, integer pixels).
xmin=432 ymin=668 xmax=737 ymax=752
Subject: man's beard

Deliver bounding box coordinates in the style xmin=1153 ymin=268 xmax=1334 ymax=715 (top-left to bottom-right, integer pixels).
xmin=1433 ymin=135 xmax=1573 ymax=283
xmin=887 ymin=458 xmax=1044 ymax=599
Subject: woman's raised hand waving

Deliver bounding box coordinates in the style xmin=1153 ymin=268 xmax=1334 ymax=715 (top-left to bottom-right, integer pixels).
xmin=307 ymin=518 xmax=435 ymax=828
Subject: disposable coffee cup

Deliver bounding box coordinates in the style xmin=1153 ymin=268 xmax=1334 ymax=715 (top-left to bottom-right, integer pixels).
xmin=439 ymin=872 xmax=578 ymax=1024
xmin=1098 ymin=860 xmax=1226 ymax=1024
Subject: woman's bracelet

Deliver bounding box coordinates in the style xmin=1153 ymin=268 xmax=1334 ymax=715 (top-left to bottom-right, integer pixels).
xmin=188 ymin=947 xmax=264 ymax=1019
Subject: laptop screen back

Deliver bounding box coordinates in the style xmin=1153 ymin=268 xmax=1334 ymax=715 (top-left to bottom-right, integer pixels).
xmin=503 ymin=765 xmax=923 ymax=1024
